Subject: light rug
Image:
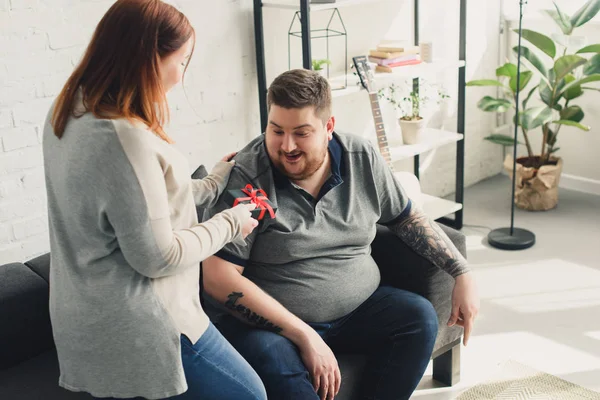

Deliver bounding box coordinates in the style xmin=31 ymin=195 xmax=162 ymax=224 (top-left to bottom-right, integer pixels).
xmin=455 ymin=360 xmax=600 ymax=399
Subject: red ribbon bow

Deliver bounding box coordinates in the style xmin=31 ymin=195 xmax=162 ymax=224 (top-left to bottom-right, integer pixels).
xmin=233 ymin=184 xmax=276 ymax=220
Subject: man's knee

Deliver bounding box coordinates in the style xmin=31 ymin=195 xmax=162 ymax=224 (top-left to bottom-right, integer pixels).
xmin=402 ymin=294 xmax=438 ymax=346
xmin=229 ymin=329 xmax=314 ymax=398
xmin=384 ymin=290 xmax=438 ymax=346
xmin=218 ymin=321 xmax=306 ymax=375
xmin=254 ymin=334 xmax=307 ymax=376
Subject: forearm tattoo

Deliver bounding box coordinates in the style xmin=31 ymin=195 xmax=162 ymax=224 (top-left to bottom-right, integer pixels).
xmin=390 ymin=205 xmax=469 ymax=278
xmin=224 ymin=292 xmax=283 ymax=333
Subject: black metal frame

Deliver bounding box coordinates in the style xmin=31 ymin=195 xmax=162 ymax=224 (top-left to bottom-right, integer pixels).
xmin=288 ymin=8 xmax=348 ymax=86
xmin=252 ymin=0 xmax=466 ymax=229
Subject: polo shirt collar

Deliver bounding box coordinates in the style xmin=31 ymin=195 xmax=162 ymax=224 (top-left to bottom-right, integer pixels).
xmin=272 ymin=132 xmax=345 ymax=190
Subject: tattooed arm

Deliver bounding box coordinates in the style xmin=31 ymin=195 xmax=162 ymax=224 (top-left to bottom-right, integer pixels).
xmin=203 ymin=255 xmax=342 ymax=396
xmin=203 ymin=256 xmax=301 ymax=334
xmin=388 ymin=202 xmax=479 ymax=345
xmin=388 ymin=202 xmax=469 ymax=278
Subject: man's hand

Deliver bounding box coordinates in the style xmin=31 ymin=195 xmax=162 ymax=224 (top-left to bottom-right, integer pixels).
xmin=296 ymin=329 xmax=341 ymax=400
xmin=448 ymin=272 xmax=479 ymax=346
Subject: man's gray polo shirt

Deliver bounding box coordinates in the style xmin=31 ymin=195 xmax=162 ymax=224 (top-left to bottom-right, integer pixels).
xmin=205 ymin=132 xmax=411 ymax=323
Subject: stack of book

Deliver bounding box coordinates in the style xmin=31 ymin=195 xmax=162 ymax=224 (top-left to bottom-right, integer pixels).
xmin=368 ymin=42 xmax=421 ymax=73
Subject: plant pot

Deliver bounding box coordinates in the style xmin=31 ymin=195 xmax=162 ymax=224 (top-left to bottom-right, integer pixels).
xmin=398 ymin=117 xmax=425 ymax=145
xmin=316 ymin=69 xmax=327 ymax=78
xmin=503 ymin=155 xmax=563 ymax=211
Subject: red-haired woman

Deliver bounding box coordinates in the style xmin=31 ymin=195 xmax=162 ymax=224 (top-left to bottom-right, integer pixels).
xmin=43 ymin=1 xmax=265 ymax=399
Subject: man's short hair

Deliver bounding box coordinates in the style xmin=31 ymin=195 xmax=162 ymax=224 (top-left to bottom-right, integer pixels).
xmin=267 ymin=69 xmax=332 ymax=123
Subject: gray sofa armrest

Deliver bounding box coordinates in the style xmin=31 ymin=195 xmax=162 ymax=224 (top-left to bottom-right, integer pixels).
xmin=370 ymin=223 xmax=465 ymax=354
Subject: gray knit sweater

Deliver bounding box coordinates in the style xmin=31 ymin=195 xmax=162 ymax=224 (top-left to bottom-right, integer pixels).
xmin=43 ymin=101 xmax=248 ymax=399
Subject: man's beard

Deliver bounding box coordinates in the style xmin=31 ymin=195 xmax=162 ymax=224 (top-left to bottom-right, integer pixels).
xmin=273 ymin=146 xmax=327 ymax=181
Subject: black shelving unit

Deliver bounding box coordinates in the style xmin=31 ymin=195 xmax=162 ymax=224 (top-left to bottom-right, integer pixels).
xmin=252 ymin=0 xmax=466 ymax=230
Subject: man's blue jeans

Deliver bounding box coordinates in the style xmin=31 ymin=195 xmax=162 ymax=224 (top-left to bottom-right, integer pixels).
xmin=216 ymin=286 xmax=438 ymax=400
xmin=94 ymin=323 xmax=267 ymax=400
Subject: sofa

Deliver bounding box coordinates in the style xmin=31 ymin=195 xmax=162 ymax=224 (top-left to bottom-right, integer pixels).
xmin=0 ymin=225 xmax=464 ymax=400
xmin=1 ymin=170 xmax=464 ymax=400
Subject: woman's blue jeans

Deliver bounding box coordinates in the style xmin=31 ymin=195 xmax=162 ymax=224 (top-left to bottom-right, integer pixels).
xmin=94 ymin=322 xmax=266 ymax=400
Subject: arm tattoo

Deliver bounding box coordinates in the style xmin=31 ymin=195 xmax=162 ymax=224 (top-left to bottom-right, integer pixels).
xmin=224 ymin=292 xmax=283 ymax=333
xmin=390 ymin=205 xmax=469 ymax=278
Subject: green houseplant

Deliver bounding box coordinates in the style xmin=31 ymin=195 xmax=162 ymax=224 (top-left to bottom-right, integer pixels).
xmin=312 ymin=58 xmax=331 ymax=78
xmin=378 ymin=82 xmax=449 ymax=144
xmin=467 ymin=0 xmax=600 ymax=210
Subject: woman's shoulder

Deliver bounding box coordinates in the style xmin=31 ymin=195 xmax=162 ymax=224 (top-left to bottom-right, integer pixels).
xmin=110 ymin=118 xmax=161 ymax=144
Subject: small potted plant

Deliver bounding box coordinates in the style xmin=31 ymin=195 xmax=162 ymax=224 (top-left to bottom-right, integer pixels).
xmin=378 ymin=82 xmax=448 ymax=144
xmin=397 ymin=90 xmax=425 ymax=144
xmin=312 ymin=58 xmax=332 ymax=78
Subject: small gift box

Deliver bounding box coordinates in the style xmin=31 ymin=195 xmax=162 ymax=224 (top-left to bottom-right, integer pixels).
xmin=224 ymin=184 xmax=277 ymax=221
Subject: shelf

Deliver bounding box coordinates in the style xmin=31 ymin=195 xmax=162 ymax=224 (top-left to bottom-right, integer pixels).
xmin=502 ymin=12 xmax=600 ymax=26
xmin=329 ymin=59 xmax=466 ymax=98
xmin=253 ymin=0 xmax=467 ymax=229
xmin=421 ymin=194 xmax=463 ymax=220
xmin=263 ymin=0 xmax=387 ymax=11
xmin=388 ymin=129 xmax=464 ymax=161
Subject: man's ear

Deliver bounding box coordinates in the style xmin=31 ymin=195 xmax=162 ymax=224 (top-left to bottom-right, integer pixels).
xmin=326 ymin=116 xmax=335 ymax=140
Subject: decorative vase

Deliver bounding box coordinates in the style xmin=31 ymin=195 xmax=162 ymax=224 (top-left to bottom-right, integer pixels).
xmin=504 ymin=155 xmax=563 ymax=211
xmin=398 ymin=117 xmax=425 ymax=145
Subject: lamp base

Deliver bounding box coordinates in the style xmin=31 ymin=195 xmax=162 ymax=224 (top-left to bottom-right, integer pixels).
xmin=488 ymin=227 xmax=535 ymax=250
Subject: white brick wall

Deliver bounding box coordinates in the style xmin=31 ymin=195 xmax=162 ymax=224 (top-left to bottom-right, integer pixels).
xmin=0 ymin=0 xmax=502 ymax=264
xmin=0 ymin=0 xmax=259 ymax=263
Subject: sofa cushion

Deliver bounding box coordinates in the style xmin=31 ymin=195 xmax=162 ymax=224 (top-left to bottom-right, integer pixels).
xmin=0 ymin=349 xmax=92 ymax=399
xmin=0 ymin=263 xmax=54 ymax=369
xmin=371 ymin=224 xmax=464 ymax=353
xmin=24 ymin=253 xmax=51 ymax=283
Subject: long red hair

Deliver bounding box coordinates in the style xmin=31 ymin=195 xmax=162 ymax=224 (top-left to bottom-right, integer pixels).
xmin=51 ymin=0 xmax=194 ymax=143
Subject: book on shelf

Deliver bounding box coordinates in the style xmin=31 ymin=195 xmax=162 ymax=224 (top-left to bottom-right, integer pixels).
xmin=369 ymin=50 xmax=404 ymax=59
xmin=376 ymin=44 xmax=420 ymax=53
xmin=375 ymin=59 xmax=422 ymax=73
xmin=368 ymin=54 xmax=419 ymax=66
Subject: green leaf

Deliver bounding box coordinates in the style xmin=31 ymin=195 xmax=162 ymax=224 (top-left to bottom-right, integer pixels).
xmin=515 ymin=29 xmax=556 ymax=59
xmin=552 ymin=119 xmax=591 ymax=131
xmin=539 ymin=80 xmax=555 ymax=107
xmin=552 ymin=69 xmax=567 ymax=98
xmin=509 ymin=71 xmax=533 ymax=93
xmin=583 ymin=54 xmax=600 ymax=75
xmin=522 ymin=106 xmax=553 ymax=130
xmin=576 ymin=44 xmax=600 ymax=53
xmin=570 ymin=0 xmax=600 ymax=28
xmin=543 ymin=3 xmax=573 ymax=34
xmin=576 ymin=74 xmax=600 ymax=85
xmin=550 ymin=147 xmax=561 ymax=154
xmin=477 ymin=96 xmax=512 ymax=112
xmin=466 ymin=79 xmax=504 ymax=87
xmin=554 ymin=55 xmax=588 ymax=82
xmin=513 ymin=46 xmax=549 ymax=81
xmin=560 ymin=105 xmax=584 ymax=122
xmin=559 ymin=73 xmax=600 ymax=95
xmin=484 ymin=134 xmax=521 ymax=146
xmin=522 ymin=84 xmax=539 ymax=109
xmin=562 ymin=74 xmax=584 ymax=100
xmin=496 ymin=63 xmax=517 ymax=78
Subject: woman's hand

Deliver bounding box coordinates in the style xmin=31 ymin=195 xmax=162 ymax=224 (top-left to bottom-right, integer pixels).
xmin=221 ymin=152 xmax=237 ymax=162
xmin=233 ymin=203 xmax=259 ymax=238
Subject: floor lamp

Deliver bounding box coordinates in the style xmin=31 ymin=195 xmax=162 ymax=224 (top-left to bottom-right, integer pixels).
xmin=488 ymin=0 xmax=536 ymax=250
